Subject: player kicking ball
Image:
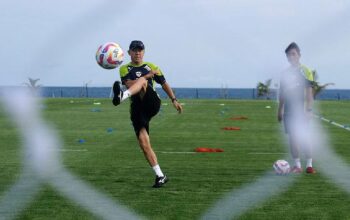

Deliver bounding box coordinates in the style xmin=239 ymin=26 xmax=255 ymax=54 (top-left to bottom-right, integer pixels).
xmin=112 ymin=40 xmax=183 ymax=187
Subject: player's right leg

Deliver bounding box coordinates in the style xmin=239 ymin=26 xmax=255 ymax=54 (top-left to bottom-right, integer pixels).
xmin=112 ymin=78 xmax=148 ymax=106
xmin=305 ymin=154 xmax=316 ymax=174
xmin=112 ymin=81 xmax=124 ymax=106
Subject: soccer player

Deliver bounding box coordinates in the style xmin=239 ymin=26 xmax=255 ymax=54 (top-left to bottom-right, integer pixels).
xmin=277 ymin=42 xmax=316 ymax=174
xmin=112 ymin=40 xmax=183 ymax=187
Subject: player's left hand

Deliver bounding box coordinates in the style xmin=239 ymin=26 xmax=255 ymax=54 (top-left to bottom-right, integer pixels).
xmin=173 ymin=100 xmax=183 ymax=114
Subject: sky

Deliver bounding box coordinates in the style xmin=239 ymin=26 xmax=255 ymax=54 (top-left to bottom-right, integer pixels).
xmin=1 ymin=0 xmax=349 ymax=88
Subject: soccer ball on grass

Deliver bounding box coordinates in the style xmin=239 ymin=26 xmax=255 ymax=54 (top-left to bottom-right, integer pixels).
xmin=273 ymin=159 xmax=290 ymax=175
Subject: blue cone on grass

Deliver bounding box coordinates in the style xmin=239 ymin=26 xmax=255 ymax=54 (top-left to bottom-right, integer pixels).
xmin=91 ymin=108 xmax=101 ymax=112
xmin=78 ymin=139 xmax=85 ymax=143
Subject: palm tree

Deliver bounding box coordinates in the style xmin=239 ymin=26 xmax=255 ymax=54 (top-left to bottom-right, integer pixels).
xmin=23 ymin=77 xmax=42 ymax=94
xmin=24 ymin=77 xmax=42 ymax=89
xmin=311 ymin=70 xmax=334 ymax=98
xmin=257 ymin=79 xmax=272 ymax=99
xmin=313 ymin=82 xmax=335 ymax=98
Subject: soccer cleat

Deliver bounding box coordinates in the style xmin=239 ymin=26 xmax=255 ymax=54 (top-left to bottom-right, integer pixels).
xmin=112 ymin=81 xmax=123 ymax=106
xmin=291 ymin=166 xmax=303 ymax=173
xmin=152 ymin=175 xmax=168 ymax=188
xmin=306 ymin=167 xmax=316 ymax=174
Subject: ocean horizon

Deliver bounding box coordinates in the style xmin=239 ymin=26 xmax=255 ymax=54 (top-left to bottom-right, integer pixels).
xmin=33 ymin=86 xmax=350 ymax=100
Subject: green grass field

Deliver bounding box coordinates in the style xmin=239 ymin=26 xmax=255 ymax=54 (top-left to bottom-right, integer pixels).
xmin=0 ymin=99 xmax=349 ymax=220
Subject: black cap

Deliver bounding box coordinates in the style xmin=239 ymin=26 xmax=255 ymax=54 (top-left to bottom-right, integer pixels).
xmin=129 ymin=40 xmax=145 ymax=50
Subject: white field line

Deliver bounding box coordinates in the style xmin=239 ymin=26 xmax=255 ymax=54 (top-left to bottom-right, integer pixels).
xmin=155 ymin=151 xmax=196 ymax=154
xmin=248 ymin=152 xmax=286 ymax=155
xmin=58 ymin=149 xmax=88 ymax=152
xmin=314 ymin=114 xmax=350 ymax=131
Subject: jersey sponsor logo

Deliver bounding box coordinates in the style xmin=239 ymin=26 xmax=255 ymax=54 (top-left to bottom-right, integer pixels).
xmin=136 ymin=71 xmax=142 ymax=77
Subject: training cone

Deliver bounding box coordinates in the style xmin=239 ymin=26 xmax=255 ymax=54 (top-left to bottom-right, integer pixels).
xmin=195 ymin=147 xmax=224 ymax=153
xmin=229 ymin=116 xmax=248 ymax=120
xmin=222 ymin=127 xmax=241 ymax=131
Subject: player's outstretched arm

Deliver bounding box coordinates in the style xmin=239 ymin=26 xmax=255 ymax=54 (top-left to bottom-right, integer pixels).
xmin=161 ymin=82 xmax=183 ymax=113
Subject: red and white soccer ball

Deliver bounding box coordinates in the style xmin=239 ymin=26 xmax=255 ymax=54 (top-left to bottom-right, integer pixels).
xmin=273 ymin=159 xmax=290 ymax=175
xmin=95 ymin=42 xmax=124 ymax=69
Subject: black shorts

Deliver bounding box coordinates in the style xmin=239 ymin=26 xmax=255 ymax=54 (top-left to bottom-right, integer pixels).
xmin=130 ymin=86 xmax=161 ymax=137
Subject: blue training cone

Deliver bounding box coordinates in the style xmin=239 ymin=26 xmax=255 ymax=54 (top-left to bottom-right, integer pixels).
xmin=78 ymin=139 xmax=85 ymax=143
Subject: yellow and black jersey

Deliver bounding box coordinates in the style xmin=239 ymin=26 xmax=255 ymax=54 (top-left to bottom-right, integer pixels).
xmin=279 ymin=64 xmax=315 ymax=114
xmin=119 ymin=62 xmax=166 ymax=90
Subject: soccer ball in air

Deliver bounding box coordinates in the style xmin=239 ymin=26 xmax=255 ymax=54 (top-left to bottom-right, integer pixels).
xmin=95 ymin=42 xmax=124 ymax=69
xmin=273 ymin=160 xmax=290 ymax=175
